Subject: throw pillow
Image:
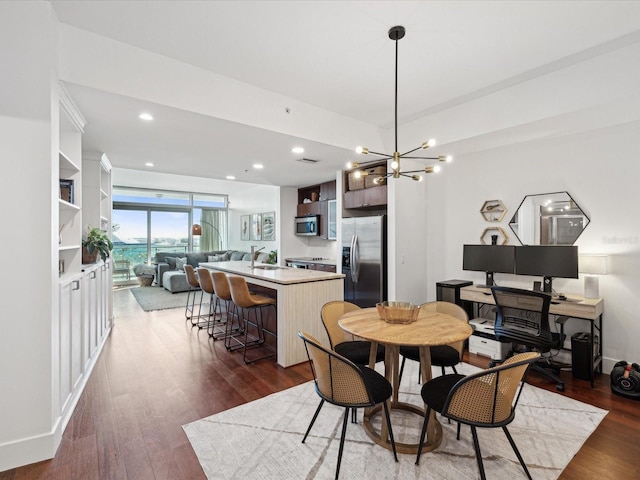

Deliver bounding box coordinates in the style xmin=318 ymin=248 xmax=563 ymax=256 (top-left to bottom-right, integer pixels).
xmin=175 ymin=257 xmax=187 ymax=271
xmin=164 ymin=257 xmax=177 ymax=270
xmin=208 ymin=254 xmax=225 ymax=262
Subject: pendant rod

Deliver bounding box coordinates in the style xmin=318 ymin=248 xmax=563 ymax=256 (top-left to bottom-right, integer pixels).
xmin=394 ymin=36 xmax=399 ymax=155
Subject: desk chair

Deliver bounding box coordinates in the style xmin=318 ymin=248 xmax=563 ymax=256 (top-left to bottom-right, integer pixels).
xmin=299 ymin=331 xmax=398 ymax=480
xmin=415 ymin=351 xmax=539 ymax=480
xmin=398 ymin=301 xmax=468 ymax=385
xmin=491 ymin=286 xmax=567 ymax=391
xmin=321 ymin=301 xmax=385 ymax=366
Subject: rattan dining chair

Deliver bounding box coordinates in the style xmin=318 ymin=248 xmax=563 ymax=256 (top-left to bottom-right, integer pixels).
xmin=298 ymin=331 xmax=398 ymax=480
xmin=415 ymin=351 xmax=540 ymax=480
xmin=321 ymin=301 xmax=385 ymax=366
xmin=398 ymin=301 xmax=468 ymax=385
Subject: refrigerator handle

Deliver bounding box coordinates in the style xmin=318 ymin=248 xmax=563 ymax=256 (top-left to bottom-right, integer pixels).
xmin=352 ymin=234 xmax=360 ymax=283
xmin=349 ymin=235 xmax=357 ymax=283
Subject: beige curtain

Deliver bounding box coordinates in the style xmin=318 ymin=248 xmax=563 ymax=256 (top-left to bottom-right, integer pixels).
xmin=201 ymin=209 xmax=226 ymax=251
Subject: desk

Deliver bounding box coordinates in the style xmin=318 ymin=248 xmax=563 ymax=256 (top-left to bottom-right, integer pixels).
xmin=460 ymin=285 xmax=604 ymax=387
xmin=338 ymin=307 xmax=472 ymax=454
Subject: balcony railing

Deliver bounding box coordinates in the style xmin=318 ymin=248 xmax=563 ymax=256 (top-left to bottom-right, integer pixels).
xmin=111 ymin=244 xmax=189 ymax=282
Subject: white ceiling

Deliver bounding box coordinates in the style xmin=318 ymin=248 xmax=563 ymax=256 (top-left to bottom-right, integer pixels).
xmin=50 ymin=0 xmax=640 ymax=187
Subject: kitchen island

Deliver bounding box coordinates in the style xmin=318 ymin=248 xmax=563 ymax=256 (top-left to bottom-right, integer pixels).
xmin=200 ymin=261 xmax=344 ymax=367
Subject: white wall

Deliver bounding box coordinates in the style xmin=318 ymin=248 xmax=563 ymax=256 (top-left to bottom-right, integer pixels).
xmin=425 ymin=121 xmax=640 ymax=372
xmin=0 ymin=1 xmax=60 ymax=471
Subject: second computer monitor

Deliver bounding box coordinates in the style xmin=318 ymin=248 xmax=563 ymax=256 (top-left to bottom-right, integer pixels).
xmin=515 ymin=245 xmax=578 ymax=292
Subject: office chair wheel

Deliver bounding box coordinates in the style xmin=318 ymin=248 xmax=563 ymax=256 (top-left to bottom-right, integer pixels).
xmin=556 ymin=383 xmax=565 ymax=392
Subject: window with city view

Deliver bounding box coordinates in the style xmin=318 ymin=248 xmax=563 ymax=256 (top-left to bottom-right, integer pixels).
xmin=112 ymin=187 xmax=228 ymax=283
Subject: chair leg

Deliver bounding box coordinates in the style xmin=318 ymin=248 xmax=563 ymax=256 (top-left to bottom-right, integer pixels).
xmin=456 ymin=422 xmax=461 ymax=440
xmin=398 ymin=356 xmax=406 ymax=386
xmin=441 ymin=366 xmax=446 ymax=376
xmin=335 ymin=407 xmax=350 ymax=480
xmin=470 ymin=426 xmax=486 ymax=480
xmin=452 ymin=365 xmax=458 ymax=374
xmin=382 ymin=400 xmax=398 ymax=462
xmin=351 ymin=407 xmax=357 ymax=424
xmin=302 ymin=399 xmax=325 ymax=443
xmin=415 ymin=406 xmax=432 ymax=465
xmin=502 ymin=426 xmax=532 ymax=480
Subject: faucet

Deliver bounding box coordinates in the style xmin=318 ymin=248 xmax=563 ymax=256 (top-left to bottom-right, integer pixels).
xmin=250 ymin=246 xmax=265 ymax=269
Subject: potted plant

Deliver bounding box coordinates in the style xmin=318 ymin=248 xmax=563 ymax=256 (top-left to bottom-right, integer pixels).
xmin=82 ymin=226 xmax=113 ymax=264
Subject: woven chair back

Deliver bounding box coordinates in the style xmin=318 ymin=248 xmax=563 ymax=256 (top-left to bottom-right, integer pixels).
xmin=446 ymin=351 xmax=539 ymax=425
xmin=321 ymin=301 xmax=361 ymax=348
xmin=211 ymin=272 xmax=231 ymax=301
xmin=421 ymin=301 xmax=469 ymax=358
xmin=196 ymin=268 xmax=214 ymax=295
xmin=184 ymin=264 xmax=200 ymax=289
xmin=299 ymin=331 xmax=372 ymax=407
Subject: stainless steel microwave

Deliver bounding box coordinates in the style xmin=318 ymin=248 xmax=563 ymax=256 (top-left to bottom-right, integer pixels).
xmin=295 ymin=215 xmax=319 ymax=236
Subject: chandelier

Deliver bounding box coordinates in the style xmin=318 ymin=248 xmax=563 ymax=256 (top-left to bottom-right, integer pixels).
xmin=348 ymin=26 xmax=452 ymax=183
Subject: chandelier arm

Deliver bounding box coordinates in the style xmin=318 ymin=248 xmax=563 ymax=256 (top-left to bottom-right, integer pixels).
xmin=363 ymin=150 xmax=393 ymax=158
xmin=400 ymin=156 xmax=440 ymax=160
xmin=399 ymin=146 xmax=423 ymax=157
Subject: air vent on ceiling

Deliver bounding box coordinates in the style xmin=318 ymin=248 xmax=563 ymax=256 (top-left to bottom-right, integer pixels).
xmin=296 ymin=158 xmax=320 ymax=164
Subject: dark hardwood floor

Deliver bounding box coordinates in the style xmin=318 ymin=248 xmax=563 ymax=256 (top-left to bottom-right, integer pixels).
xmin=2 ymin=287 xmax=639 ymax=479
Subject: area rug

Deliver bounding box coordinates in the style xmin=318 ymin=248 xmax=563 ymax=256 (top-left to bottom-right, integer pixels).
xmin=183 ymin=361 xmax=607 ymax=480
xmin=130 ymin=286 xmax=209 ymax=312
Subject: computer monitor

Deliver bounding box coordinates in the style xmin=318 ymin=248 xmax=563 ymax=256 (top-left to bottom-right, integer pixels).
xmin=515 ymin=245 xmax=578 ymax=293
xmin=462 ymin=245 xmax=516 ymax=287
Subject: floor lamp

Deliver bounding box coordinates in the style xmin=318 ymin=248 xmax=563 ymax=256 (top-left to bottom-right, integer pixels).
xmin=578 ymin=254 xmax=609 ymax=299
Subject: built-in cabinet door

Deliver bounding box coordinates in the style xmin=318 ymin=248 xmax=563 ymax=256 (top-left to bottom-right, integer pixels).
xmin=59 ymin=274 xmax=83 ymax=411
xmin=83 ymin=266 xmax=99 ymax=358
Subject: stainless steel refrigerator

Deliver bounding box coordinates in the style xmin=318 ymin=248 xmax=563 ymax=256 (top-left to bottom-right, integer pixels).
xmin=342 ymin=215 xmax=386 ymax=307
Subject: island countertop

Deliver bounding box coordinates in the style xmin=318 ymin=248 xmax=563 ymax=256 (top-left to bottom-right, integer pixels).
xmin=200 ymin=260 xmax=344 ymax=367
xmin=199 ymin=260 xmax=344 ymax=285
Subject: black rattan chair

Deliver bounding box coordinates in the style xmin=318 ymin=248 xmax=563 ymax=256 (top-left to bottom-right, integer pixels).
xmin=299 ymin=331 xmax=398 ymax=480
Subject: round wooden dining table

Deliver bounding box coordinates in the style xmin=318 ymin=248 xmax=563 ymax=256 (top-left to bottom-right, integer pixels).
xmin=338 ymin=306 xmax=473 ymax=454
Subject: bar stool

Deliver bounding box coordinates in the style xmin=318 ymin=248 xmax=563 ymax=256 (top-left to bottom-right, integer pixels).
xmin=209 ymin=271 xmax=243 ymax=341
xmin=227 ymin=275 xmax=277 ymax=364
xmin=184 ymin=265 xmax=204 ymax=326
xmin=196 ymin=267 xmax=223 ymax=332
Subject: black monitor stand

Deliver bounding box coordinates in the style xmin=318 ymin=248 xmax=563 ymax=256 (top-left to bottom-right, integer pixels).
xmin=475 ymin=271 xmax=494 ymax=289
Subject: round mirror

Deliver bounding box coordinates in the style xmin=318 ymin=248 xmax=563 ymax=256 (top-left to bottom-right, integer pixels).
xmin=509 ymin=191 xmax=590 ymax=245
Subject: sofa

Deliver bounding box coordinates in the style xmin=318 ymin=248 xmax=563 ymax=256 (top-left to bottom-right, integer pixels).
xmin=154 ymin=250 xmax=271 ymax=293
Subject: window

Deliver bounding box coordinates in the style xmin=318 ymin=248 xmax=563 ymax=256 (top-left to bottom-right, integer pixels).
xmin=112 ymin=187 xmax=228 ymax=270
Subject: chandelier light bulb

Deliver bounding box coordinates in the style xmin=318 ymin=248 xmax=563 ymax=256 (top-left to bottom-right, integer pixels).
xmin=347 ymin=161 xmax=359 ymax=169
xmin=439 ymin=155 xmax=453 ymax=163
xmin=422 ymin=138 xmax=437 ymax=149
xmin=355 ymin=146 xmax=369 ymax=155
xmin=354 ymin=170 xmax=362 ymax=179
xmin=390 ymin=160 xmax=399 ymax=170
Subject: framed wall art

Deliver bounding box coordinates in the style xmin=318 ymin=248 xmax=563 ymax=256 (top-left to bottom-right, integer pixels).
xmin=240 ymin=215 xmax=250 ymax=241
xmin=262 ymin=211 xmax=275 ymax=241
xmin=250 ymin=213 xmax=262 ymax=241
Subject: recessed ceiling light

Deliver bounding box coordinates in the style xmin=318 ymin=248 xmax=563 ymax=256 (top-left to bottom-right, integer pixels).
xmin=292 ymin=147 xmax=304 ymax=154
xmin=226 ymin=175 xmax=236 ymax=180
xmin=253 ymin=163 xmax=264 ymax=169
xmin=145 ymin=162 xmax=154 ymax=167
xmin=139 ymin=113 xmax=153 ymax=121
